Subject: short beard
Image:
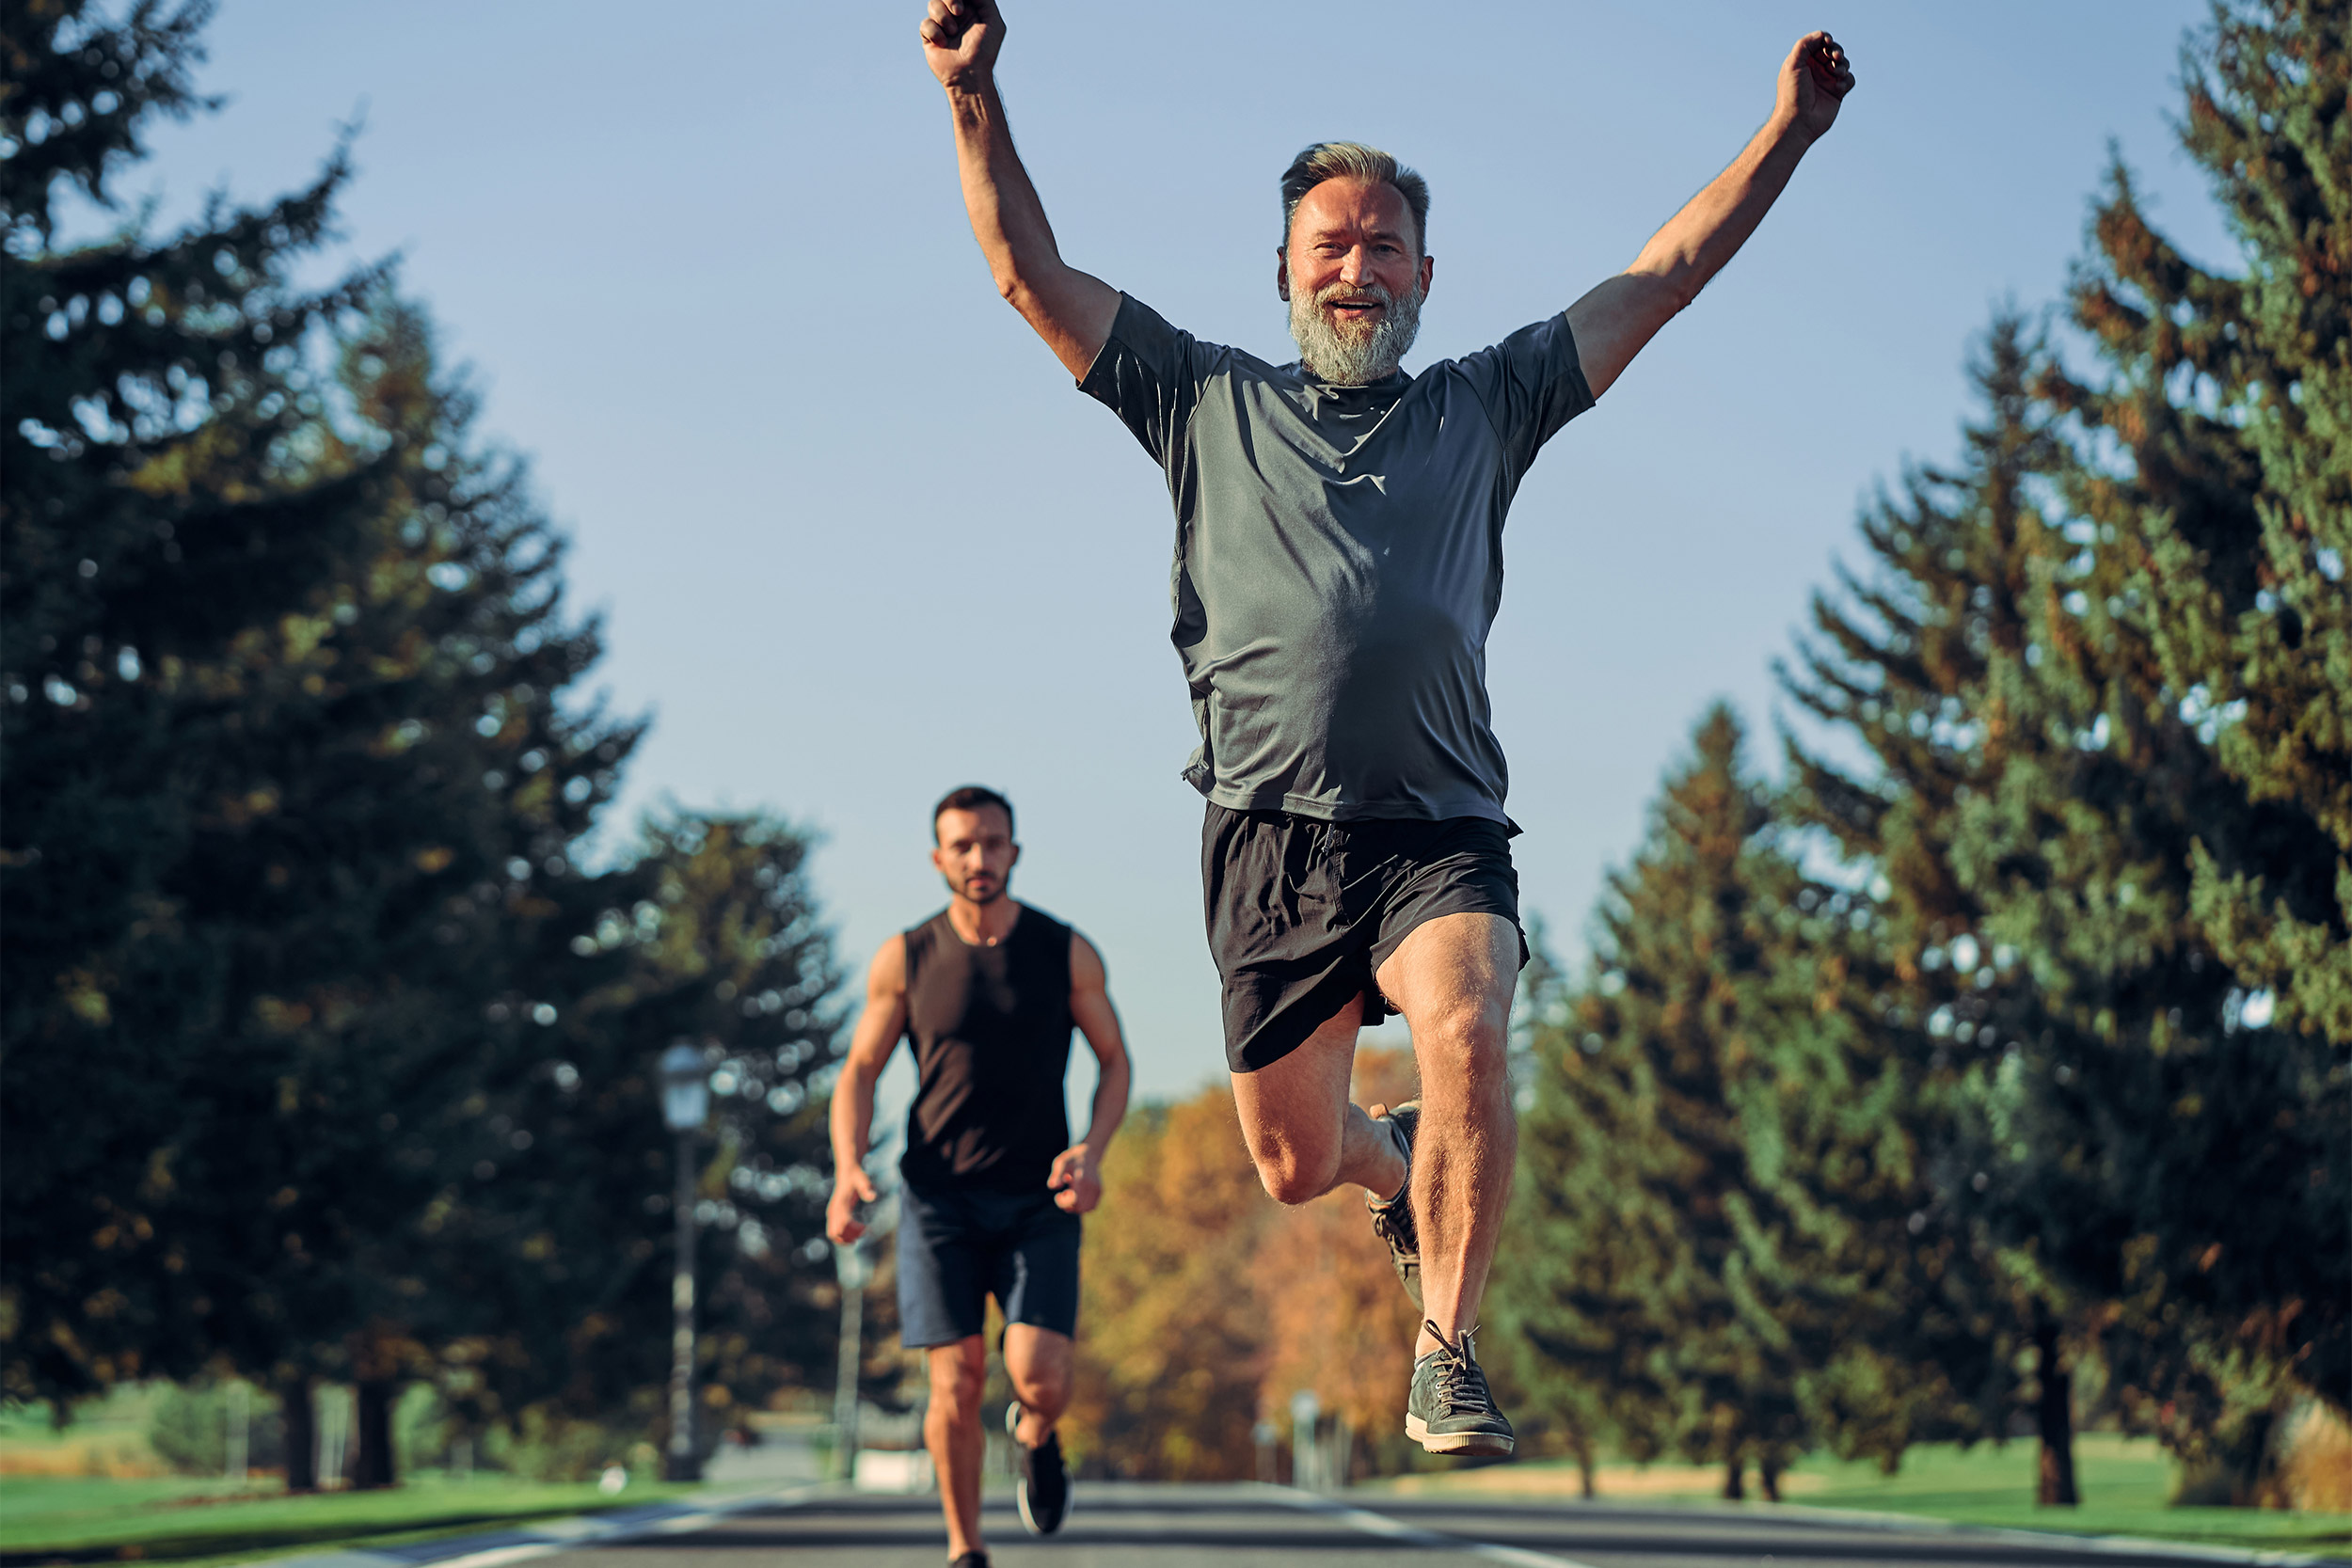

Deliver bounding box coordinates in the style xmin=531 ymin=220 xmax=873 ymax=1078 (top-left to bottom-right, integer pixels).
xmin=955 ymin=876 xmax=1005 ymax=906
xmin=1289 ymin=275 xmax=1422 ymax=386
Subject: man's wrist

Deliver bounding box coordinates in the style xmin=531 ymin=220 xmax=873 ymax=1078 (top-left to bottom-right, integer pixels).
xmin=1766 ymin=106 xmax=1818 ymax=152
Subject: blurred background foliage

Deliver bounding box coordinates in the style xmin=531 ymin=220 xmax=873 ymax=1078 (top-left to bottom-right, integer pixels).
xmin=3 ymin=0 xmax=2346 ymax=1523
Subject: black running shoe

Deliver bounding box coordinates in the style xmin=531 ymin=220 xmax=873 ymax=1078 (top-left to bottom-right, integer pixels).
xmin=1006 ymin=1401 xmax=1070 ymax=1535
xmin=1365 ymin=1101 xmax=1422 ymax=1307
xmin=1405 ymin=1321 xmax=1515 ymax=1457
xmin=948 ymin=1554 xmax=990 ymax=1568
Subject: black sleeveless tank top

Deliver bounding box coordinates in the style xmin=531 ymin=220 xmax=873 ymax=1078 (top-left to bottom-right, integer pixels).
xmin=898 ymin=902 xmax=1074 ymax=1195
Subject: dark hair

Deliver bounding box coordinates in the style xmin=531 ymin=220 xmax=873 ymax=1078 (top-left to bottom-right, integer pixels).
xmin=1279 ymin=141 xmax=1430 ymax=255
xmin=931 ymin=784 xmax=1014 ymax=843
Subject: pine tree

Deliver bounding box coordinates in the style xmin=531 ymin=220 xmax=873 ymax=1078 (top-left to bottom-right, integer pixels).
xmin=1510 ymin=709 xmax=1812 ymax=1494
xmin=416 ymin=809 xmax=847 ymax=1457
xmin=2 ymin=0 xmax=390 ymax=1410
xmin=1788 ymin=279 xmax=2344 ymax=1502
xmin=2057 ymin=0 xmax=2351 ymax=1051
xmin=3 ymin=5 xmax=857 ymax=1475
xmin=1782 ymin=323 xmax=2090 ymax=1501
xmin=2036 ymin=3 xmax=2348 ymax=1469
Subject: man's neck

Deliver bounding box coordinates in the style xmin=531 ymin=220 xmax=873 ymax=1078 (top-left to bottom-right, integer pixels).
xmin=946 ymin=895 xmax=1021 ymax=947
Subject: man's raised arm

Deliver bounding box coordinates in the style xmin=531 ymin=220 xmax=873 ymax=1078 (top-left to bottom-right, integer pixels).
xmin=1565 ymin=31 xmax=1855 ymax=399
xmin=921 ymin=0 xmax=1120 ymax=379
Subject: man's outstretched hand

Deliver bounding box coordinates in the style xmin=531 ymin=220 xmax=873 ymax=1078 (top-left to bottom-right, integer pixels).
xmin=826 ymin=1165 xmax=881 ymax=1247
xmin=921 ymin=0 xmax=1004 ymax=89
xmin=1047 ymin=1144 xmax=1103 ymax=1214
xmin=1776 ymin=30 xmax=1855 ymax=144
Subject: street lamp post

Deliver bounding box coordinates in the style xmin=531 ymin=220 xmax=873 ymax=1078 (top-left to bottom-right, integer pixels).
xmin=659 ymin=1041 xmax=710 ymax=1484
xmin=1290 ymin=1387 xmax=1320 ymax=1493
xmin=832 ymin=1230 xmax=870 ymax=1483
xmin=830 ymin=1192 xmax=895 ymax=1483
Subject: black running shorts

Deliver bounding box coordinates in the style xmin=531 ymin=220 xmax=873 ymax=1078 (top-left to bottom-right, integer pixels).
xmin=1202 ymin=805 xmax=1526 ymax=1073
xmin=896 ymin=1180 xmax=1081 ymax=1350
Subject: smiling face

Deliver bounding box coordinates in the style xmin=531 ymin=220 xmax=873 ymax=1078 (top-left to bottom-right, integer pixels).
xmin=931 ymin=804 xmax=1018 ymax=907
xmin=1279 ymin=176 xmax=1435 ymax=384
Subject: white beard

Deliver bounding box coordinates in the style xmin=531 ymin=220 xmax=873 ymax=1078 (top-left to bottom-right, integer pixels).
xmin=1288 ymin=275 xmax=1423 ymax=385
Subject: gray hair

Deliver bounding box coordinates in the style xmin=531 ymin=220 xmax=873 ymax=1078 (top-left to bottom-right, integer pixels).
xmin=1279 ymin=141 xmax=1430 ymax=255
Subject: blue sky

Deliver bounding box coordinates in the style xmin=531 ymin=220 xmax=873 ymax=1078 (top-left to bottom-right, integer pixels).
xmin=122 ymin=0 xmax=2233 ymax=1110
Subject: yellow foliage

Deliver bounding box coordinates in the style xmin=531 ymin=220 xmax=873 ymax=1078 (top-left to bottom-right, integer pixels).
xmin=0 ymin=1433 xmax=168 ymax=1479
xmin=59 ymin=969 xmax=112 ymax=1026
xmin=1063 ymin=1086 xmax=1271 ymax=1479
xmin=253 ymin=996 xmax=313 ymax=1035
xmin=1064 ymin=1047 xmax=1425 ymax=1480
xmin=2283 ymin=1402 xmax=2352 ymax=1513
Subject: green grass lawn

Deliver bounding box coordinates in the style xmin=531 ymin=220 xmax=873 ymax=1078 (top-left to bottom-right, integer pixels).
xmin=0 ymin=1472 xmax=696 ymax=1567
xmin=1373 ymin=1437 xmax=2352 ymax=1560
xmin=1786 ymin=1435 xmax=2352 ymax=1556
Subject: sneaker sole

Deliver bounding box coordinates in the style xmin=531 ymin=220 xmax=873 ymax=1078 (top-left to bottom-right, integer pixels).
xmin=1405 ymin=1413 xmax=1516 ymax=1457
xmin=1371 ymin=1104 xmax=1423 ymax=1308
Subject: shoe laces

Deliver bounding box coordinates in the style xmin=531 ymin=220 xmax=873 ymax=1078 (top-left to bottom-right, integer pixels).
xmin=1369 ymin=1200 xmax=1414 ymax=1250
xmin=1422 ymin=1322 xmax=1497 ymax=1418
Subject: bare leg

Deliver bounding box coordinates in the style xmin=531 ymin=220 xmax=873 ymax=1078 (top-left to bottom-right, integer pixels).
xmin=924 ymin=1338 xmax=987 ymax=1559
xmin=1003 ymin=1324 xmax=1073 ymax=1445
xmin=1375 ymin=912 xmax=1518 ymax=1360
xmin=1229 ymin=991 xmax=1408 ymax=1206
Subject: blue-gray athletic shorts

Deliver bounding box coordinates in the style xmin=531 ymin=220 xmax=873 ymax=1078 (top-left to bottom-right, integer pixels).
xmin=896 ymin=1180 xmax=1081 ymax=1350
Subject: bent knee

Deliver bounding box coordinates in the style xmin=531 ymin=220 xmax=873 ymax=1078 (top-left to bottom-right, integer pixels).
xmin=1254 ymin=1148 xmax=1339 ymax=1207
xmin=1415 ymin=1001 xmax=1511 ymax=1068
xmin=1011 ymin=1365 xmax=1072 ymax=1414
xmin=928 ymin=1347 xmax=986 ymax=1408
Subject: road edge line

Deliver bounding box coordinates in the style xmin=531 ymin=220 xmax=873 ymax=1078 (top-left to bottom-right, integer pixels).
xmin=233 ymin=1481 xmax=834 ymax=1568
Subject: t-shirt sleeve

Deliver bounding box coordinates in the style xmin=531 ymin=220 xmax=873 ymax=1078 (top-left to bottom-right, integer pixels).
xmin=1078 ymin=293 xmax=1213 ymax=468
xmin=1451 ymin=313 xmax=1597 ymax=480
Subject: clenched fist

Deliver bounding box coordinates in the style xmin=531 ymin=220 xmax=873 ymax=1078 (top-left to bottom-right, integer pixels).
xmin=920 ymin=0 xmax=1004 ymax=90
xmin=1047 ymin=1143 xmax=1102 ymax=1214
xmin=1777 ymin=30 xmax=1855 ymax=143
xmin=826 ymin=1164 xmax=881 ymax=1247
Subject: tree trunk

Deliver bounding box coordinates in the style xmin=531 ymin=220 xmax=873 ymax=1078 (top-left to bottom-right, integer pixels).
xmin=1723 ymin=1455 xmax=1745 ymax=1500
xmin=350 ymin=1380 xmax=399 ymax=1490
xmin=279 ymin=1375 xmax=317 ymax=1493
xmin=1576 ymin=1438 xmax=1597 ymax=1500
xmin=1759 ymin=1452 xmax=1784 ymax=1503
xmin=2033 ymin=1316 xmax=2078 ymax=1507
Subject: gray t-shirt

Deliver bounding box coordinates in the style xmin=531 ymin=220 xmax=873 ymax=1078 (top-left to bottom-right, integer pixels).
xmin=1081 ymin=293 xmax=1595 ymax=823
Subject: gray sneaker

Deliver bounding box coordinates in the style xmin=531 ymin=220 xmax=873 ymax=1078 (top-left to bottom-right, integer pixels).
xmin=1365 ymin=1101 xmax=1421 ymax=1307
xmin=1405 ymin=1322 xmax=1515 ymax=1457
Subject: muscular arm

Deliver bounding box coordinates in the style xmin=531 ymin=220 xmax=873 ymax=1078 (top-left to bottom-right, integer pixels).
xmin=921 ymin=0 xmax=1120 ymax=378
xmin=1565 ymin=30 xmax=1854 ymax=399
xmin=826 ymin=935 xmax=909 ymax=1245
xmin=1048 ymin=931 xmax=1131 ymax=1214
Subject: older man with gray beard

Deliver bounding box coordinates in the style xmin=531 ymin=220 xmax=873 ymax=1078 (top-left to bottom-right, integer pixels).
xmin=919 ymin=0 xmax=1853 ymax=1468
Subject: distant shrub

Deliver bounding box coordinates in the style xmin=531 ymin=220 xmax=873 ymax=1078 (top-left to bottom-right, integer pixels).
xmin=485 ymin=1408 xmax=634 ymax=1483
xmin=147 ymin=1384 xmax=284 ymax=1477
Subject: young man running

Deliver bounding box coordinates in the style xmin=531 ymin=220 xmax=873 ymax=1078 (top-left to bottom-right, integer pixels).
xmin=828 ymin=786 xmax=1131 ymax=1567
xmin=916 ymin=1 xmax=1853 ymax=1458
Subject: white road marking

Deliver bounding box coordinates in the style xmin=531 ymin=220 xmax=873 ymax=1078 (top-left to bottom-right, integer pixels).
xmin=275 ymin=1487 xmax=820 ymax=1568
xmin=1271 ymin=1488 xmax=1607 ymax=1568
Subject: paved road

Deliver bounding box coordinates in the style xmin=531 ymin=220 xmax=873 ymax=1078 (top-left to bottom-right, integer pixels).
xmin=538 ymin=1483 xmax=2345 ymax=1568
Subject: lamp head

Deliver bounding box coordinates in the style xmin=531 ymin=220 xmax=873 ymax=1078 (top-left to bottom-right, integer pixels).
xmin=660 ymin=1040 xmax=710 ymax=1132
